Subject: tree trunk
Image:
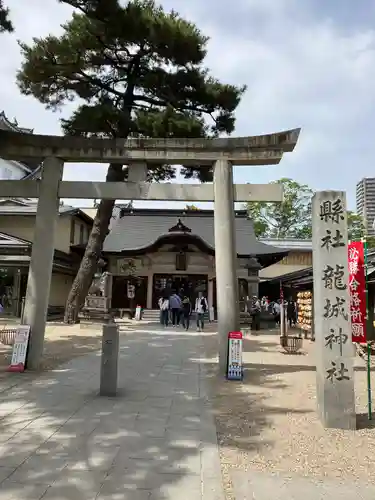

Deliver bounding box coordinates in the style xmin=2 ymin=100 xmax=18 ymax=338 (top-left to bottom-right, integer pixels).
xmin=64 ymin=163 xmax=126 ymax=323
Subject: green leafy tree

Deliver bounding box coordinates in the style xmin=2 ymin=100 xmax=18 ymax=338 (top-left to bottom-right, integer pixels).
xmin=0 ymin=0 xmax=13 ymax=33
xmin=247 ymin=178 xmax=313 ymax=238
xmin=185 ymin=204 xmax=200 ymax=210
xmin=347 ymin=211 xmax=375 ymax=248
xmin=17 ymin=0 xmax=245 ymax=322
xmin=347 ymin=211 xmax=365 ymax=241
xmin=248 ymin=178 xmax=375 ymax=248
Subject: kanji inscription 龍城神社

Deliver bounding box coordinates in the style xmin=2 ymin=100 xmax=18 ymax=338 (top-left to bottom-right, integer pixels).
xmin=312 ymin=191 xmax=355 ymax=430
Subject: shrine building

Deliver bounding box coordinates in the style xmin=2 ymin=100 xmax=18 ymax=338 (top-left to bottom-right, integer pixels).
xmin=75 ymin=207 xmax=289 ymax=315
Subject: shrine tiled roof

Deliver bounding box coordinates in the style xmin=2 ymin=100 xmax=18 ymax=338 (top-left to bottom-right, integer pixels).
xmin=103 ymin=208 xmax=288 ymax=259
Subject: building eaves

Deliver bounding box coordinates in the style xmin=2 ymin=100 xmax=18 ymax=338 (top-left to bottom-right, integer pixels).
xmin=0 ymin=204 xmax=93 ymax=223
xmin=259 ymin=238 xmax=312 ymax=251
xmin=0 ymin=111 xmax=34 ymax=134
xmin=264 ymin=266 xmax=313 ymax=285
xmin=0 ymin=231 xmax=31 ymax=246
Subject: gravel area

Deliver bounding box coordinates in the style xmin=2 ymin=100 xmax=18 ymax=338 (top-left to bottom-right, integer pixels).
xmin=0 ymin=322 xmax=106 ymax=375
xmin=201 ymin=329 xmax=375 ymax=499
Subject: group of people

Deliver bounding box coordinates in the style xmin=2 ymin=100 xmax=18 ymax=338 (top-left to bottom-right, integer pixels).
xmin=246 ymin=295 xmax=298 ymax=330
xmin=271 ymin=298 xmax=298 ymax=327
xmin=158 ymin=290 xmax=209 ymax=332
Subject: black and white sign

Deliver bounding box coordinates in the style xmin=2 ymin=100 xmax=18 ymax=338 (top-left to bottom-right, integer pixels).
xmin=7 ymin=325 xmax=31 ymax=372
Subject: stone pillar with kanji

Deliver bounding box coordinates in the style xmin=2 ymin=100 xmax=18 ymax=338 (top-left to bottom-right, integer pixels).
xmin=312 ymin=191 xmax=356 ymax=430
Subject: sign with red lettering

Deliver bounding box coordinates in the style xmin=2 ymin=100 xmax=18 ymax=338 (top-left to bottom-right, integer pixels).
xmin=227 ymin=331 xmax=243 ymax=380
xmin=348 ymin=242 xmax=367 ymax=343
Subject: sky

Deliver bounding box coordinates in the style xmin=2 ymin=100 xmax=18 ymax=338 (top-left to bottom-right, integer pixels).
xmin=1 ymin=0 xmax=375 ymax=210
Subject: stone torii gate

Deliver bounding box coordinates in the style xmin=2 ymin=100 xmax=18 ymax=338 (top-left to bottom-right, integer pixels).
xmin=0 ymin=128 xmax=300 ymax=371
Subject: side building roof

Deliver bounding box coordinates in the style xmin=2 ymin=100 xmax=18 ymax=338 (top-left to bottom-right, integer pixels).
xmin=103 ymin=208 xmax=289 ymax=267
xmin=0 ymin=201 xmax=93 ymax=224
xmin=0 ymin=111 xmax=41 ymax=179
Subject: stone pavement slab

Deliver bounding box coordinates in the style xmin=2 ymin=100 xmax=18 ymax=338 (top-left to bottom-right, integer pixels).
xmin=0 ymin=326 xmax=225 ymax=499
xmin=232 ymin=469 xmax=375 ymax=500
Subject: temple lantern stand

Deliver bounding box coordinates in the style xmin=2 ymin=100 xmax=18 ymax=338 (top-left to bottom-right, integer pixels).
xmin=245 ymin=256 xmax=262 ymax=299
xmin=240 ymin=256 xmax=262 ymax=334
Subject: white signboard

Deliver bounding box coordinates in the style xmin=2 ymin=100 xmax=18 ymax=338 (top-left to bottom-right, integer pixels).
xmin=135 ymin=305 xmax=142 ymax=321
xmin=7 ymin=325 xmax=31 ymax=372
xmin=127 ymin=284 xmax=135 ymax=299
xmin=227 ymin=331 xmax=243 ymax=380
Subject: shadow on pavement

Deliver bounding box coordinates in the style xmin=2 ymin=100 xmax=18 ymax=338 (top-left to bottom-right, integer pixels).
xmin=0 ymin=326 xmax=227 ymax=499
xmin=199 ymin=330 xmax=312 ymax=454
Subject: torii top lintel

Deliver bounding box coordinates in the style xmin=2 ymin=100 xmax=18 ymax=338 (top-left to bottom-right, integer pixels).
xmin=0 ymin=128 xmax=301 ymax=166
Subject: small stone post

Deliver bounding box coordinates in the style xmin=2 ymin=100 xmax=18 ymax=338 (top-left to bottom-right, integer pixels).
xmin=100 ymin=322 xmax=119 ymax=397
xmin=312 ymin=191 xmax=356 ymax=430
xmin=280 ymin=303 xmax=285 ymax=337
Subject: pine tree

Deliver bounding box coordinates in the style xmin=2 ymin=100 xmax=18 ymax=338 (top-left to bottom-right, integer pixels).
xmin=17 ymin=0 xmax=245 ymax=322
xmin=0 ymin=0 xmax=13 ymax=33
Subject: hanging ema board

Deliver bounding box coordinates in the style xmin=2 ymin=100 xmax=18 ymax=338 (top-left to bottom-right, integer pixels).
xmin=7 ymin=325 xmax=31 ymax=372
xmin=227 ymin=331 xmax=243 ymax=380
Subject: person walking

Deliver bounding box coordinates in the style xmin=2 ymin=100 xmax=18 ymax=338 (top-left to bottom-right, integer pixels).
xmin=195 ymin=291 xmax=208 ymax=332
xmin=295 ymin=300 xmax=299 ymax=325
xmin=181 ymin=295 xmax=192 ymax=330
xmin=158 ymin=291 xmax=166 ymax=325
xmin=250 ymin=295 xmax=261 ymax=332
xmin=169 ymin=291 xmax=182 ymax=326
xmin=287 ymin=298 xmax=296 ymax=328
xmin=272 ymin=300 xmax=281 ymax=326
xmin=159 ymin=294 xmax=169 ymax=327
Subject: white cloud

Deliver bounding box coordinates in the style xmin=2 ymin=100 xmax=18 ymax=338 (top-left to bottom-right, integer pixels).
xmin=1 ymin=0 xmax=375 ymax=209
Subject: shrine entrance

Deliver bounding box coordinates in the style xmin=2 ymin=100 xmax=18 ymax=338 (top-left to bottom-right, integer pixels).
xmin=152 ymin=273 xmax=208 ymax=308
xmin=0 ymin=127 xmax=299 ymax=371
xmin=111 ymin=275 xmax=148 ymax=310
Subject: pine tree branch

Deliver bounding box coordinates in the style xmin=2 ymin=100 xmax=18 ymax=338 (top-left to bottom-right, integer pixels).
xmin=0 ymin=0 xmax=13 ymax=33
xmin=133 ymin=94 xmax=215 ymax=119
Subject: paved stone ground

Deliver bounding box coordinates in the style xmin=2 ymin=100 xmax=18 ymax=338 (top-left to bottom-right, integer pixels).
xmin=0 ymin=326 xmax=225 ymax=499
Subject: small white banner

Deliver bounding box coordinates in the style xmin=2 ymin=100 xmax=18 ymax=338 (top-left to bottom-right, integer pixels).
xmin=135 ymin=305 xmax=142 ymax=321
xmin=7 ymin=325 xmax=31 ymax=373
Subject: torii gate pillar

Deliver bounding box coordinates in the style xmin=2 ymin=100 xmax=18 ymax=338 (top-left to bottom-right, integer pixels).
xmin=213 ymin=159 xmax=240 ymax=372
xmin=23 ymin=157 xmax=64 ymax=370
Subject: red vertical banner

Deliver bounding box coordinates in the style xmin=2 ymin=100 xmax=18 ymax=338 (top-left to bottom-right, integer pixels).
xmin=348 ymin=241 xmax=367 ymax=343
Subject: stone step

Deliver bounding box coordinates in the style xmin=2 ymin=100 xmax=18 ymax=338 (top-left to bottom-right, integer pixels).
xmin=142 ymin=309 xmax=160 ymax=321
xmin=143 ymin=309 xmax=211 ymax=321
